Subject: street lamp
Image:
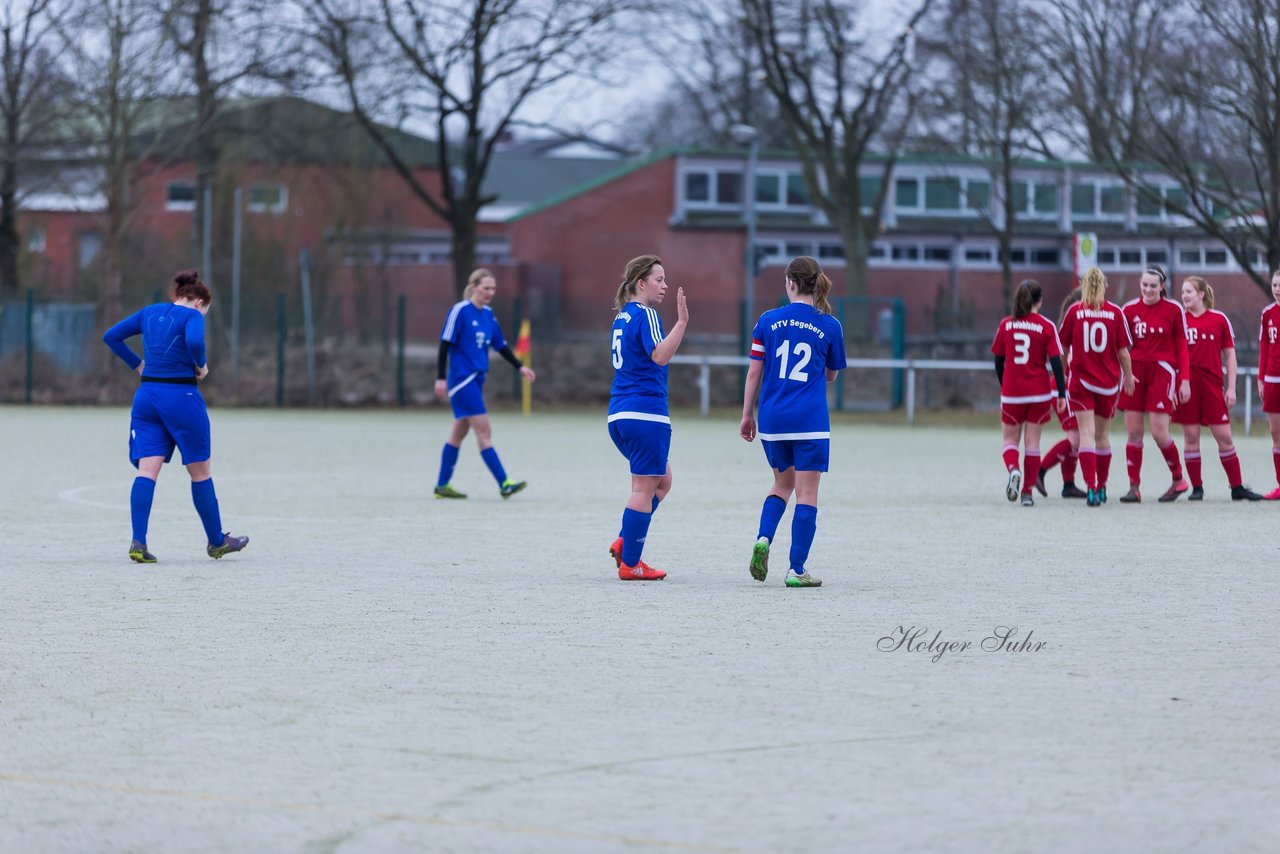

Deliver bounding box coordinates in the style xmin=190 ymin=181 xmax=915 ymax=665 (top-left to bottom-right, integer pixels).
xmin=730 ymin=123 xmax=760 ymax=341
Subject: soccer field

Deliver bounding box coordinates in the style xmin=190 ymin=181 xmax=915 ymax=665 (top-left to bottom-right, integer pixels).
xmin=1 ymin=406 xmax=1277 ymax=853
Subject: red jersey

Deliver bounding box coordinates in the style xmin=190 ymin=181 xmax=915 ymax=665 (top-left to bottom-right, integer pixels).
xmin=1184 ymin=309 xmax=1234 ymax=381
xmin=1122 ymin=297 xmax=1190 ymax=378
xmin=1261 ymin=303 xmax=1280 ymax=381
xmin=991 ymin=313 xmax=1063 ymax=402
xmin=1059 ymin=300 xmax=1133 ymax=394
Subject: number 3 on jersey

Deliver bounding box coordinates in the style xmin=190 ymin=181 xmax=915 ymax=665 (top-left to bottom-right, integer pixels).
xmin=1012 ymin=332 xmax=1031 ymax=365
xmin=611 ymin=328 xmax=624 ymax=369
xmin=775 ymin=339 xmax=812 ymax=381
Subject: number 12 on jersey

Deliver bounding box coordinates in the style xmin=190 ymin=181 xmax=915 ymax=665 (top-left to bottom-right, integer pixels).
xmin=775 ymin=339 xmax=812 ymax=381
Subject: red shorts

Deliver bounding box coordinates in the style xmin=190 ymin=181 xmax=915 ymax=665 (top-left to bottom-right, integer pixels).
xmin=1118 ymin=360 xmax=1177 ymax=414
xmin=1069 ymin=378 xmax=1119 ymax=419
xmin=1264 ymin=378 xmax=1280 ymax=413
xmin=1174 ymin=372 xmax=1230 ymax=426
xmin=1001 ymin=400 xmax=1052 ymax=426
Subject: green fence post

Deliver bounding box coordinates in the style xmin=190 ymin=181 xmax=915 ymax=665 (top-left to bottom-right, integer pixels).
xmin=396 ymin=293 xmax=407 ymax=407
xmin=25 ymin=288 xmax=34 ymax=404
xmin=891 ymin=298 xmax=906 ymax=408
xmin=276 ymin=293 xmax=286 ymax=407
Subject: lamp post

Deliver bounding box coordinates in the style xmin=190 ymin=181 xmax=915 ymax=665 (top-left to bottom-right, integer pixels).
xmin=730 ymin=123 xmax=760 ymax=348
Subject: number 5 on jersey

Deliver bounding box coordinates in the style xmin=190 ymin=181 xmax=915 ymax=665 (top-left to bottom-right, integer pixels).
xmin=612 ymin=328 xmax=624 ymax=369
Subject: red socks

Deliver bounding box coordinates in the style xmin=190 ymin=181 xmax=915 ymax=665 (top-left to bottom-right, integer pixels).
xmin=1002 ymin=444 xmax=1020 ymax=472
xmin=1158 ymin=439 xmax=1184 ymax=481
xmin=1185 ymin=451 xmax=1202 ymax=487
xmin=1219 ymin=448 xmax=1241 ymax=488
xmin=1096 ymin=448 xmax=1112 ymax=488
xmin=1062 ymin=448 xmax=1078 ymax=482
xmin=1125 ymin=442 xmax=1143 ymax=486
xmin=1023 ymin=452 xmax=1041 ymax=496
xmin=1079 ymin=449 xmax=1097 ymax=490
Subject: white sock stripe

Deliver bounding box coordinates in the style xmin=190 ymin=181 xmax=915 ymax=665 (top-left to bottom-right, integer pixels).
xmin=1218 ymin=449 xmax=1236 ymax=459
xmin=1184 ymin=452 xmax=1202 ymax=460
xmin=1003 ymin=444 xmax=1019 ymax=452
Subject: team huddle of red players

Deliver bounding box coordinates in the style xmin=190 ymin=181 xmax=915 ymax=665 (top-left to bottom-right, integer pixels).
xmin=991 ymin=266 xmax=1280 ymax=507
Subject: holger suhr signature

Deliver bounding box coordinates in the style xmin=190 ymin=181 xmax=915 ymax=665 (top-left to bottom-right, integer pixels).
xmin=877 ymin=626 xmax=1047 ymax=663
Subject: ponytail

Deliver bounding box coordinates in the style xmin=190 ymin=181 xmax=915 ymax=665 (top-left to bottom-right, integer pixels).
xmin=784 ymin=255 xmax=833 ymax=314
xmin=1013 ymin=279 xmax=1042 ymax=319
xmin=1080 ymin=267 xmax=1107 ymax=310
xmin=172 ymin=268 xmax=211 ymax=304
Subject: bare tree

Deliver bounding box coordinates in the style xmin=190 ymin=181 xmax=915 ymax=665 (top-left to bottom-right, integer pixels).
xmin=1044 ymin=0 xmax=1176 ymax=165
xmin=917 ymin=0 xmax=1054 ymax=302
xmin=159 ymin=0 xmax=298 ymax=264
xmin=741 ymin=0 xmax=933 ymax=298
xmin=0 ymin=0 xmax=69 ymax=296
xmin=633 ymin=0 xmax=788 ymax=151
xmin=57 ymin=0 xmax=168 ymax=318
xmin=305 ymin=0 xmax=647 ymax=295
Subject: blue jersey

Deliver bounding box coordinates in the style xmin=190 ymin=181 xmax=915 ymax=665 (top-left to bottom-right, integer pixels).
xmin=609 ymin=301 xmax=669 ymax=418
xmin=750 ymin=303 xmax=846 ymax=437
xmin=102 ymin=303 xmax=207 ymax=378
xmin=441 ymin=300 xmax=507 ymax=383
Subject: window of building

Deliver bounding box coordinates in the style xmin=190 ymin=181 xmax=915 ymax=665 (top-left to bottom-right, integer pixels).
xmin=1119 ymin=249 xmax=1142 ymax=265
xmin=1007 ymin=248 xmax=1028 ymax=264
xmin=785 ymin=241 xmax=810 ymax=258
xmin=1033 ymin=183 xmax=1058 ymax=214
xmin=77 ymin=232 xmax=102 ymax=269
xmin=1099 ymin=185 xmax=1126 ymax=215
xmin=1164 ymin=187 xmax=1188 ymax=216
xmin=1012 ymin=181 xmax=1030 ymax=212
xmin=1204 ymin=248 xmax=1229 ymax=266
xmin=967 ymin=180 xmax=991 ymax=211
xmin=785 ymin=173 xmax=810 ymax=206
xmin=964 ymin=246 xmax=994 ymax=263
xmin=925 ymin=177 xmax=961 ymax=210
xmin=1179 ymin=249 xmax=1201 ymax=266
xmin=755 ymin=173 xmax=780 ymax=205
xmin=26 ymin=227 xmax=46 ymax=253
xmin=891 ymin=244 xmax=920 ymax=261
xmin=684 ymin=171 xmax=710 ymax=203
xmin=1071 ymin=183 xmax=1095 ymax=215
xmin=895 ymin=177 xmax=920 ymax=208
xmin=1136 ymin=186 xmax=1162 ymax=217
xmin=818 ymin=243 xmax=844 ymax=260
xmin=858 ymin=175 xmax=883 ymax=207
xmin=166 ymin=181 xmax=197 ymax=211
xmin=716 ymin=171 xmax=742 ymax=205
xmin=1030 ymin=248 xmax=1061 ymax=266
xmin=247 ymin=184 xmax=288 ymax=213
xmin=869 ymin=244 xmax=887 ymax=259
xmin=1147 ymin=249 xmax=1168 ymax=265
xmin=923 ymin=245 xmax=952 ymax=263
xmin=1098 ymin=249 xmax=1117 ymax=265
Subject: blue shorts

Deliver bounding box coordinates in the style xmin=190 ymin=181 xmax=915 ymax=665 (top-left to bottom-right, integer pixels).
xmin=448 ymin=372 xmax=487 ymax=418
xmin=761 ymin=438 xmax=829 ymax=472
xmin=608 ymin=417 xmax=671 ymax=477
xmin=129 ymin=382 xmax=211 ymax=467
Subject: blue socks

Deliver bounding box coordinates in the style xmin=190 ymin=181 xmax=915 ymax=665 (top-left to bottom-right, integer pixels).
xmin=130 ymin=476 xmax=156 ymax=543
xmin=191 ymin=478 xmax=223 ymax=546
xmin=757 ymin=495 xmax=787 ymax=542
xmin=619 ymin=496 xmax=661 ymax=537
xmin=619 ymin=507 xmax=652 ymax=567
xmin=481 ymin=447 xmax=508 ymax=486
xmin=789 ymin=504 xmax=817 ymax=573
xmin=437 ymin=443 xmax=460 ymax=487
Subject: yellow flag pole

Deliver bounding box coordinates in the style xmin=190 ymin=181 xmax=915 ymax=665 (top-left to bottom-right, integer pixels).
xmin=518 ymin=319 xmax=532 ymax=416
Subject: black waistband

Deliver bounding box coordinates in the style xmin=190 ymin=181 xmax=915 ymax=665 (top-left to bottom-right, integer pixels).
xmin=141 ymin=375 xmax=198 ymax=385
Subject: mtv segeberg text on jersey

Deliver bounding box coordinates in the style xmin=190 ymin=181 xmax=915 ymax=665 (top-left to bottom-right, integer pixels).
xmin=876 ymin=626 xmax=1048 ymax=663
xmin=770 ymin=317 xmax=827 ymax=337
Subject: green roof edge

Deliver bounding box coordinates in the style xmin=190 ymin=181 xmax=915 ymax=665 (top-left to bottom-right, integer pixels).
xmin=505 ymin=148 xmax=679 ymax=223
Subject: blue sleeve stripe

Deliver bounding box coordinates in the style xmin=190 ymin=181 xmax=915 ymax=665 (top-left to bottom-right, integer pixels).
xmin=441 ymin=301 xmax=466 ymax=341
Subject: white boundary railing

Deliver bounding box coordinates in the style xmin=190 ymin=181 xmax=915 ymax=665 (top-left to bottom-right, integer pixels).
xmin=670 ymin=354 xmax=1265 ymax=433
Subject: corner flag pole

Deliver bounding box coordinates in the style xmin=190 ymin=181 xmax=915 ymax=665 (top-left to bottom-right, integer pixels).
xmin=515 ymin=318 xmax=532 ymax=416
